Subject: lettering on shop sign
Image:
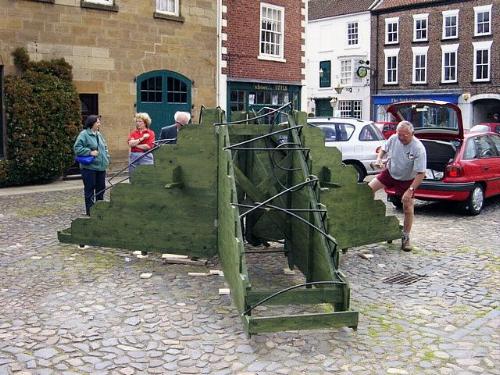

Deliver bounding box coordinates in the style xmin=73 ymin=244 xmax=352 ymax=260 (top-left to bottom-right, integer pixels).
xmin=254 ymin=84 xmax=288 ymax=91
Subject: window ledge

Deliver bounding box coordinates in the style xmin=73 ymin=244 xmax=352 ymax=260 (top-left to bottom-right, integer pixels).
xmin=29 ymin=0 xmax=54 ymax=3
xmin=411 ymin=82 xmax=428 ymax=86
xmin=441 ymin=37 xmax=459 ymax=42
xmin=474 ymin=33 xmax=492 ymax=38
xmin=154 ymin=12 xmax=184 ymax=23
xmin=384 ymin=42 xmax=399 ymax=46
xmin=472 ymin=79 xmax=491 ymax=84
xmin=81 ymin=1 xmax=119 ymax=12
xmin=258 ymin=55 xmax=286 ymax=63
xmin=412 ymin=39 xmax=428 ymax=44
xmin=441 ymin=81 xmax=458 ymax=85
xmin=383 ymin=83 xmax=399 ymax=86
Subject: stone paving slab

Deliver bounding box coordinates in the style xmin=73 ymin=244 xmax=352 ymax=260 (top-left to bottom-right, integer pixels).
xmin=0 ymin=188 xmax=499 ymax=375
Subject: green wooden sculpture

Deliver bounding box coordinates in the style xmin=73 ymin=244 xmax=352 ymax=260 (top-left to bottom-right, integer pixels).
xmin=59 ymin=107 xmax=401 ymax=335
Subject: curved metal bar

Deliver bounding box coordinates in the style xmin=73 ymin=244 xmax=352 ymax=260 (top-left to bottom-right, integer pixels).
xmin=235 ymin=202 xmax=336 ymax=245
xmin=223 ymin=125 xmax=303 ymax=150
xmin=214 ymin=102 xmax=292 ymax=126
xmin=238 ymin=177 xmax=318 ymax=220
xmin=242 ymin=280 xmax=346 ymax=316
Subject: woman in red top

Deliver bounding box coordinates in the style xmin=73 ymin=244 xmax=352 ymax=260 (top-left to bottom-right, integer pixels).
xmin=127 ymin=113 xmax=155 ymax=176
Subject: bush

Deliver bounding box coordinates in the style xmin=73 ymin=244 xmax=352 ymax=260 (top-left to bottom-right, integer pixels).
xmin=0 ymin=48 xmax=80 ymax=187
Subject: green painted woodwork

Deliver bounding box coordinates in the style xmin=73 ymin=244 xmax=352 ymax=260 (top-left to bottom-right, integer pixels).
xmin=136 ymin=70 xmax=192 ymax=137
xmin=59 ymin=107 xmax=402 ymax=335
xmin=245 ymin=311 xmax=359 ymax=334
xmin=246 ymin=287 xmax=345 ymax=305
xmin=58 ymin=124 xmax=218 ymax=258
xmin=300 ymin=124 xmax=401 ymax=249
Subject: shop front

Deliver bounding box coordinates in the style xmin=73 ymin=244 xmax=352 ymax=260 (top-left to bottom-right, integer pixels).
xmin=227 ymin=81 xmax=301 ymax=122
xmin=373 ymin=92 xmax=460 ymax=122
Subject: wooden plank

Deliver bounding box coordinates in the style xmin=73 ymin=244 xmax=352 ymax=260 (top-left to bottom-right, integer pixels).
xmin=246 ymin=287 xmax=345 ymax=306
xmin=245 ymin=311 xmax=359 ymax=334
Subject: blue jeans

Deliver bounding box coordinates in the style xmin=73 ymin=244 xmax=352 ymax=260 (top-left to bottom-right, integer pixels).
xmin=81 ymin=168 xmax=106 ymax=215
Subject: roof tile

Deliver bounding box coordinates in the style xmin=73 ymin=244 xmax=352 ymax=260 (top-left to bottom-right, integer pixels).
xmin=309 ymin=0 xmax=376 ymax=20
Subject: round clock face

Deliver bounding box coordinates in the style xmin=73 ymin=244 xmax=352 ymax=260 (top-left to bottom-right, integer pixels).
xmin=356 ymin=66 xmax=368 ymax=78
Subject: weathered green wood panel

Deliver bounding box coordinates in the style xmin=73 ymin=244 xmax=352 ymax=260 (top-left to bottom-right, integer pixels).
xmin=300 ymin=123 xmax=401 ymax=249
xmin=58 ymin=124 xmax=218 ymax=257
xmin=246 ymin=311 xmax=359 ymax=334
xmin=216 ymin=126 xmax=250 ymax=315
xmin=246 ymin=287 xmax=345 ymax=305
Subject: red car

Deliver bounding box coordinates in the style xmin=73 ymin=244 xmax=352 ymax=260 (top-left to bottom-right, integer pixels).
xmin=375 ymin=121 xmax=398 ymax=139
xmin=384 ymin=101 xmax=500 ymax=215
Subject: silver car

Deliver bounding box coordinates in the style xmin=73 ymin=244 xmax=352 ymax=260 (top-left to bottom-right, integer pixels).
xmin=307 ymin=117 xmax=385 ymax=182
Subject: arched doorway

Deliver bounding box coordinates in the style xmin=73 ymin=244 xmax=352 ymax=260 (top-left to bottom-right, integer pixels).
xmin=470 ymin=94 xmax=500 ymax=124
xmin=136 ymin=70 xmax=192 ymax=136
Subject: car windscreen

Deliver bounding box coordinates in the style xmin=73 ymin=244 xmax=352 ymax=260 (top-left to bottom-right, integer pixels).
xmin=309 ymin=123 xmax=355 ymax=141
xmin=396 ymin=103 xmax=459 ymax=131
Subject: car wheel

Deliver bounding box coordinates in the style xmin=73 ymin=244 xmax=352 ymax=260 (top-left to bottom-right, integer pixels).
xmin=464 ymin=184 xmax=484 ymax=215
xmin=351 ymin=163 xmax=367 ymax=183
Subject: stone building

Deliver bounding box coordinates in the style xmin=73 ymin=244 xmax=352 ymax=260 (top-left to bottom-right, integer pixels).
xmin=0 ymin=0 xmax=218 ymax=162
xmin=219 ymin=0 xmax=306 ymax=121
xmin=371 ymin=0 xmax=500 ymax=127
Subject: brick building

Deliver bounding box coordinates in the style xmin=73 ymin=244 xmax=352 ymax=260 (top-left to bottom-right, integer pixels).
xmin=371 ymin=0 xmax=500 ymax=128
xmin=0 ymin=0 xmax=218 ymax=162
xmin=219 ymin=0 xmax=306 ymax=121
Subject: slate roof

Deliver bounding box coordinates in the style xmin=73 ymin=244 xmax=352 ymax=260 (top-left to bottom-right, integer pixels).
xmin=309 ymin=0 xmax=377 ymax=21
xmin=373 ymin=0 xmax=448 ymax=11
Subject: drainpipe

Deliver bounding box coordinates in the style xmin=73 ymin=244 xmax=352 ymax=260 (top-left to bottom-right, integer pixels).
xmin=216 ymin=0 xmax=221 ymax=108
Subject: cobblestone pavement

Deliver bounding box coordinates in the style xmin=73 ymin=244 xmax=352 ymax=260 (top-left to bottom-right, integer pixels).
xmin=0 ymin=186 xmax=499 ymax=375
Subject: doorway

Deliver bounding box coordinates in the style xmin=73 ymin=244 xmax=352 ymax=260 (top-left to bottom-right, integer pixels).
xmin=136 ymin=70 xmax=192 ymax=136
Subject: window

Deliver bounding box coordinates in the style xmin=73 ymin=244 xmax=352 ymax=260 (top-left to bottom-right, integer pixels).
xmin=230 ymin=90 xmax=245 ymax=112
xmin=442 ymin=10 xmax=459 ymax=39
xmin=140 ymin=76 xmax=162 ymax=102
xmin=340 ymin=60 xmax=352 ymax=85
xmin=84 ymin=0 xmax=113 ymax=5
xmin=156 ymin=0 xmax=179 ymax=16
xmin=347 ymin=22 xmax=358 ymax=46
xmin=260 ymin=3 xmax=284 ymax=60
xmin=167 ymin=76 xmax=187 ymax=103
xmin=473 ymin=41 xmax=492 ymax=82
xmin=474 ymin=5 xmax=492 ymax=36
xmin=338 ymin=101 xmax=362 ymax=119
xmin=412 ymin=46 xmax=428 ymax=84
xmin=81 ymin=0 xmax=118 ymax=11
xmin=413 ymin=14 xmax=428 ymax=42
xmin=441 ymin=44 xmax=458 ymax=83
xmin=319 ymin=60 xmax=331 ymax=88
xmin=384 ymin=49 xmax=399 ymax=84
xmin=359 ymin=125 xmax=384 ymax=141
xmin=385 ymin=17 xmax=399 ymax=44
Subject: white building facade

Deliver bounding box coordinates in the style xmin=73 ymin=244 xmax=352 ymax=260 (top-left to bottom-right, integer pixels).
xmin=306 ymin=8 xmax=372 ymax=119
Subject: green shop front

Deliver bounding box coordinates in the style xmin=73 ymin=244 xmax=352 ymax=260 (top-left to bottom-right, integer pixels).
xmin=227 ymin=81 xmax=301 ymax=122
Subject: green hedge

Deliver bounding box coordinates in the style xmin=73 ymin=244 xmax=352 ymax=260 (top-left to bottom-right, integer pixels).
xmin=0 ymin=48 xmax=81 ymax=187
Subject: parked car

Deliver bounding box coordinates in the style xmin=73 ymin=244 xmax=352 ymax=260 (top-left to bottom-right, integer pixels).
xmin=307 ymin=117 xmax=385 ymax=182
xmin=375 ymin=121 xmax=398 ymax=139
xmin=470 ymin=123 xmax=500 ymax=134
xmin=384 ymin=101 xmax=500 ymax=215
